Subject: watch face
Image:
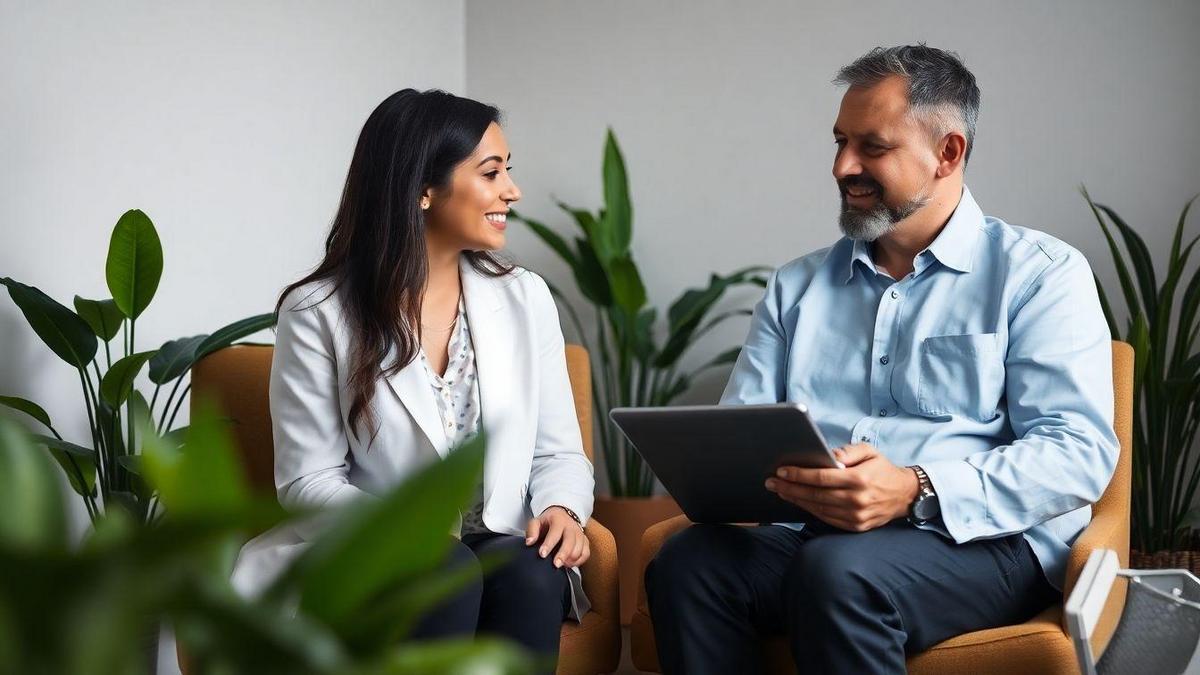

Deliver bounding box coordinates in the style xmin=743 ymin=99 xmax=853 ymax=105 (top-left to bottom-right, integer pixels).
xmin=913 ymin=495 xmax=940 ymax=521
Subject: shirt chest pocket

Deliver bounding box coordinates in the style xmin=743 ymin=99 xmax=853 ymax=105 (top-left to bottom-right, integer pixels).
xmin=916 ymin=333 xmax=1005 ymax=422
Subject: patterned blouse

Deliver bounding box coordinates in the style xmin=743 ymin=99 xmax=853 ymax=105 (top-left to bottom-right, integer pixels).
xmin=419 ymin=297 xmax=590 ymax=621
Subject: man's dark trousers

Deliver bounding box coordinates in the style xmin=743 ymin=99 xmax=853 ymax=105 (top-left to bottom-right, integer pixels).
xmin=644 ymin=521 xmax=1059 ymax=674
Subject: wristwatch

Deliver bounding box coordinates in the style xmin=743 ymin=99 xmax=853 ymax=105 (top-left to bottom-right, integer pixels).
xmin=907 ymin=465 xmax=940 ymax=525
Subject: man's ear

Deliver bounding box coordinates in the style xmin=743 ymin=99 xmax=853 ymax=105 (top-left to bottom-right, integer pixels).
xmin=936 ymin=131 xmax=968 ymax=178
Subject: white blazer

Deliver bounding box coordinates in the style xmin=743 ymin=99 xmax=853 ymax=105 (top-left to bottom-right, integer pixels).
xmin=231 ymin=257 xmax=595 ymax=596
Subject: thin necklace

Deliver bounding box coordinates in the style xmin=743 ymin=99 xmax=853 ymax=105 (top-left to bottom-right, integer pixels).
xmin=421 ymin=316 xmax=457 ymax=333
xmin=421 ymin=295 xmax=462 ymax=333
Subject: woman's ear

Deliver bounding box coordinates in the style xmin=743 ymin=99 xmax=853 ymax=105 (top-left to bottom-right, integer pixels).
xmin=420 ymin=187 xmax=434 ymax=211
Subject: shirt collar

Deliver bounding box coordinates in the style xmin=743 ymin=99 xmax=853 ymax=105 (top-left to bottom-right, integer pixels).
xmin=840 ymin=186 xmax=983 ymax=284
xmin=924 ymin=186 xmax=982 ymax=274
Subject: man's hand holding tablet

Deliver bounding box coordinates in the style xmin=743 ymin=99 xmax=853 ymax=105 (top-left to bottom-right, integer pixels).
xmin=764 ymin=442 xmax=922 ymax=532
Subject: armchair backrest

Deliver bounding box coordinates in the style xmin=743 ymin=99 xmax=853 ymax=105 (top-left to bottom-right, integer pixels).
xmin=191 ymin=343 xmax=594 ymax=493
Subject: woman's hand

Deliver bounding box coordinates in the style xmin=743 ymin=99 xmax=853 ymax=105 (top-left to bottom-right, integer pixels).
xmin=525 ymin=506 xmax=590 ymax=568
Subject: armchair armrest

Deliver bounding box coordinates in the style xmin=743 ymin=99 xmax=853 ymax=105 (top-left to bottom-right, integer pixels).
xmin=1065 ymin=504 xmax=1130 ymax=598
xmin=581 ymin=518 xmax=619 ymax=622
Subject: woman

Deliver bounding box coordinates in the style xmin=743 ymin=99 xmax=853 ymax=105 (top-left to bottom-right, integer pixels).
xmin=231 ymin=89 xmax=595 ymax=662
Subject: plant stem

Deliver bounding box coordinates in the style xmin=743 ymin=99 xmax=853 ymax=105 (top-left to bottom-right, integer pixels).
xmin=126 ymin=319 xmax=136 ymax=488
xmin=64 ymin=453 xmax=98 ymax=522
xmin=159 ymin=376 xmax=186 ymax=432
xmin=149 ymin=383 xmax=161 ymax=424
xmin=78 ymin=367 xmax=108 ymax=505
xmin=166 ymin=383 xmax=191 ymax=430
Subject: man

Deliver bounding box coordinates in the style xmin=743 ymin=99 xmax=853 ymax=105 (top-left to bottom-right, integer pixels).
xmin=645 ymin=45 xmax=1118 ymax=674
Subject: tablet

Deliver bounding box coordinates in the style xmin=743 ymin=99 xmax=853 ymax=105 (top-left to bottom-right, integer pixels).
xmin=609 ymin=403 xmax=841 ymax=523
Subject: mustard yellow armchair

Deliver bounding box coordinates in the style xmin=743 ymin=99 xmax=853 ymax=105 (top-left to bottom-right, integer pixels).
xmin=630 ymin=341 xmax=1133 ymax=674
xmin=179 ymin=344 xmax=620 ymax=675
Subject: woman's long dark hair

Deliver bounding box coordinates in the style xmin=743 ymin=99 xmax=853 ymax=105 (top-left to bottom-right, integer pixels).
xmin=277 ymin=89 xmax=513 ymax=442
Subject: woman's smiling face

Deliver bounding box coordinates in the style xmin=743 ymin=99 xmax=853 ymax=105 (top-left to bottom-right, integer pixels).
xmin=424 ymin=122 xmax=521 ymax=252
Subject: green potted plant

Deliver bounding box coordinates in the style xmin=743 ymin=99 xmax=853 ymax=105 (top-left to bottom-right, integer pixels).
xmin=0 ymin=403 xmax=536 ymax=675
xmin=1 ymin=209 xmax=275 ymax=526
xmin=513 ymin=130 xmax=767 ymax=622
xmin=1084 ymin=188 xmax=1200 ymax=572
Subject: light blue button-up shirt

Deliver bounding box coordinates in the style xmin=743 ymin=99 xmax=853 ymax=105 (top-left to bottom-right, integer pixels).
xmin=722 ymin=187 xmax=1119 ymax=589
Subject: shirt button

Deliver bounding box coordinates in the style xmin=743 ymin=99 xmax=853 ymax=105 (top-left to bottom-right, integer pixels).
xmin=859 ymin=436 xmax=869 ymax=442
xmin=890 ymin=290 xmax=899 ymax=299
xmin=880 ymin=355 xmax=889 ymax=365
xmin=879 ymin=409 xmax=888 ymax=417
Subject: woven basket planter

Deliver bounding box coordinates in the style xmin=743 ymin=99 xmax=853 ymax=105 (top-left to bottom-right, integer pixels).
xmin=1131 ymin=533 xmax=1200 ymax=575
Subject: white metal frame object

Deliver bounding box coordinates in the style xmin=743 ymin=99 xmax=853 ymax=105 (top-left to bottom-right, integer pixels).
xmin=1067 ymin=549 xmax=1122 ymax=675
xmin=1066 ymin=548 xmax=1200 ymax=675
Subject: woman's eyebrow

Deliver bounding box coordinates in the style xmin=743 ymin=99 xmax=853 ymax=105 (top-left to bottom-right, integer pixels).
xmin=475 ymin=153 xmax=511 ymax=168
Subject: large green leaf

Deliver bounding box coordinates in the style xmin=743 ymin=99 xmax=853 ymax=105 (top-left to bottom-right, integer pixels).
xmin=294 ymin=433 xmax=486 ymax=627
xmin=195 ymin=313 xmax=276 ymax=360
xmin=148 ymin=334 xmax=209 ymax=384
xmin=72 ymin=297 xmax=125 ymax=343
xmin=1129 ymin=312 xmax=1149 ymax=389
xmin=1169 ymin=200 xmax=1200 ymax=366
xmin=338 ymin=551 xmax=509 ymax=651
xmin=31 ymin=435 xmax=96 ymax=498
xmin=128 ymin=390 xmax=153 ymax=459
xmin=554 ymin=200 xmax=601 ymax=240
xmin=161 ymin=425 xmax=189 ymax=450
xmin=0 ymin=420 xmax=67 ymax=551
xmin=629 ymin=307 xmax=657 ymax=362
xmin=382 ymin=638 xmax=535 ymax=675
xmin=1153 ymin=236 xmax=1199 ymax=372
xmin=99 ymin=351 xmax=156 ymax=408
xmin=607 ymin=256 xmax=647 ymax=317
xmin=602 ymin=128 xmax=633 ymax=256
xmin=655 ymin=267 xmax=768 ymax=368
xmin=140 ymin=399 xmax=249 ymax=517
xmin=0 ymin=396 xmax=54 ymax=431
xmin=1093 ymin=274 xmax=1119 ymax=338
xmin=97 ymin=400 xmax=124 ymax=458
xmin=105 ymin=209 xmax=163 ymax=319
xmin=129 ymin=390 xmax=152 ymax=431
xmin=170 ymin=578 xmax=348 ymax=675
xmin=1167 ymin=196 xmax=1197 ymax=280
xmin=1083 ymin=188 xmax=1144 ymax=327
xmin=0 ymin=278 xmax=97 ymax=368
xmin=1098 ymin=203 xmax=1158 ymax=323
xmin=1177 ymin=258 xmax=1200 ymax=361
xmin=511 ymin=210 xmax=580 ymax=270
xmin=573 ymin=238 xmax=613 ymax=306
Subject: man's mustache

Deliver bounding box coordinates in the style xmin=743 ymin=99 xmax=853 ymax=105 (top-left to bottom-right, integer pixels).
xmin=838 ymin=175 xmax=885 ymax=198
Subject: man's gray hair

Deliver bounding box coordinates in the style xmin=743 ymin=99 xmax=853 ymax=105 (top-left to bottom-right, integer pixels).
xmin=834 ymin=45 xmax=981 ymax=165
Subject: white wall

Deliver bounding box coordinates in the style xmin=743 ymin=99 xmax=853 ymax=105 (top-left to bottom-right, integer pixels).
xmin=0 ymin=3 xmax=464 ymax=672
xmin=1 ymin=0 xmax=463 ymax=496
xmin=465 ymin=0 xmax=1200 ymax=492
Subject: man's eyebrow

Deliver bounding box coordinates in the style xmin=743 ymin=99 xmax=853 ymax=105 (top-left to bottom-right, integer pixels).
xmin=475 ymin=153 xmax=511 ymax=168
xmin=832 ymin=128 xmax=892 ymax=145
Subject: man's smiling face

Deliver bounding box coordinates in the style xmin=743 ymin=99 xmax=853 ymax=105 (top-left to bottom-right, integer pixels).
xmin=832 ymin=74 xmax=942 ymax=241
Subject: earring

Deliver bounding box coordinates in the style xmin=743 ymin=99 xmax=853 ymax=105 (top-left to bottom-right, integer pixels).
xmin=420 ymin=200 xmax=430 ymax=210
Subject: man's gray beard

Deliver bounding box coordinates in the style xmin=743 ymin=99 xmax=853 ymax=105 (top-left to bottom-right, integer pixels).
xmin=838 ymin=194 xmax=928 ymax=242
